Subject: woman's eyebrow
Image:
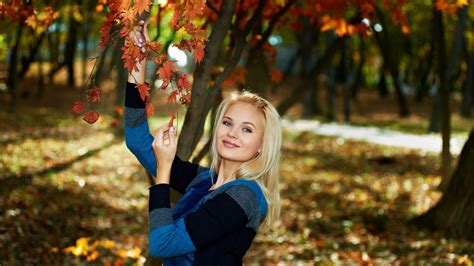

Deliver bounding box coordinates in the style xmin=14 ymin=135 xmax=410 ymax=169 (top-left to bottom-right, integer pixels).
xmin=223 ymin=116 xmax=256 ymax=128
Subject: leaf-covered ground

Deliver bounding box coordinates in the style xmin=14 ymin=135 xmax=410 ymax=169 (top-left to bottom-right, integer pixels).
xmin=1 ymin=107 xmax=473 ymax=265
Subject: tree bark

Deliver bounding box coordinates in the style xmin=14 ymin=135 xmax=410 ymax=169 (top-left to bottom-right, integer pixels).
xmin=432 ymin=6 xmax=452 ymax=187
xmin=7 ymin=22 xmax=24 ymax=112
xmin=461 ymin=52 xmax=473 ymax=117
xmin=413 ymin=130 xmax=474 ymax=240
xmin=64 ymin=0 xmax=82 ymax=87
xmin=177 ymin=0 xmax=238 ymax=160
xmin=326 ymin=68 xmax=336 ymax=121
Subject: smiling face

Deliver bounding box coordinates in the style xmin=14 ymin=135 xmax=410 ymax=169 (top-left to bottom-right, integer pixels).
xmin=216 ymin=101 xmax=265 ymax=163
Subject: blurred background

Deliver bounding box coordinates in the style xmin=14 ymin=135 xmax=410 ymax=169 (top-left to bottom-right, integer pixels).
xmin=1 ymin=0 xmax=473 ymax=265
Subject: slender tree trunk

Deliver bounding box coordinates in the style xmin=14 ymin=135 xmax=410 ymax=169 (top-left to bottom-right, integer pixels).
xmin=19 ymin=32 xmax=46 ymax=79
xmin=339 ymin=39 xmax=351 ymax=122
xmin=37 ymin=48 xmax=45 ymax=98
xmin=326 ymin=68 xmax=336 ymax=121
xmin=433 ymin=6 xmax=452 ymax=188
xmin=301 ymin=17 xmax=320 ymax=117
xmin=350 ymin=38 xmax=365 ymax=100
xmin=461 ymin=52 xmax=473 ymax=117
xmin=390 ymin=68 xmax=409 ymax=117
xmin=82 ymin=20 xmax=90 ymax=84
xmin=277 ymin=36 xmax=345 ymax=115
xmin=378 ymin=69 xmax=388 ymax=98
xmin=7 ymin=23 xmax=24 ymax=112
xmin=413 ymin=130 xmax=474 ymax=240
xmin=65 ymin=0 xmax=82 ymax=87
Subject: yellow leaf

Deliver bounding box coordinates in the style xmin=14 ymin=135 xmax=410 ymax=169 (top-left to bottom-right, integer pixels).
xmin=25 ymin=15 xmax=38 ymax=29
xmin=456 ymin=0 xmax=468 ymax=7
xmin=458 ymin=256 xmax=472 ymax=265
xmin=117 ymin=248 xmax=128 ymax=259
xmin=100 ymin=239 xmax=116 ymax=249
xmin=86 ymin=250 xmax=100 ymax=261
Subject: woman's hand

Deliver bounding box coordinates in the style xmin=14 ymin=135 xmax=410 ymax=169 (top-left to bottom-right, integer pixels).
xmin=130 ymin=20 xmax=150 ymax=53
xmin=152 ymin=124 xmax=177 ymax=169
xmin=127 ymin=20 xmax=150 ymax=83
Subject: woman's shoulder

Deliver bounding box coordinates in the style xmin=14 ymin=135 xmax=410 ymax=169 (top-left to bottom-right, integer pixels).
xmin=210 ymin=179 xmax=268 ymax=226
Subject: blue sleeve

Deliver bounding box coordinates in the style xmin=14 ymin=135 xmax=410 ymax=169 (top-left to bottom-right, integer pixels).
xmin=148 ymin=183 xmax=266 ymax=258
xmin=124 ymin=81 xmax=199 ymax=193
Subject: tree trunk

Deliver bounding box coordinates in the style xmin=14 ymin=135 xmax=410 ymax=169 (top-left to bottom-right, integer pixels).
xmin=350 ymin=38 xmax=365 ymax=100
xmin=19 ymin=32 xmax=46 ymax=79
xmin=326 ymin=68 xmax=336 ymax=121
xmin=432 ymin=6 xmax=452 ymax=187
xmin=65 ymin=0 xmax=82 ymax=87
xmin=7 ymin=22 xmax=24 ymax=112
xmin=447 ymin=6 xmax=467 ymax=84
xmin=378 ymin=68 xmax=388 ymax=98
xmin=461 ymin=52 xmax=473 ymax=117
xmin=390 ymin=68 xmax=409 ymax=117
xmin=177 ymin=0 xmax=238 ymax=160
xmin=413 ymin=130 xmax=474 ymax=240
xmin=301 ymin=17 xmax=320 ymax=117
xmin=277 ymin=36 xmax=344 ymax=115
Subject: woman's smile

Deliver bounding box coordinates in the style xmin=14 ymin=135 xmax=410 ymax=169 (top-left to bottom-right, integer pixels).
xmin=223 ymin=140 xmax=240 ymax=148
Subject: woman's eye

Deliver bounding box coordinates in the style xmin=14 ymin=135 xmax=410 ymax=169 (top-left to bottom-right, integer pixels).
xmin=243 ymin=128 xmax=252 ymax=133
xmin=223 ymin=121 xmax=231 ymax=126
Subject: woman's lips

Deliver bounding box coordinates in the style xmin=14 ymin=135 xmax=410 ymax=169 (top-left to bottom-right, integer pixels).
xmin=223 ymin=140 xmax=239 ymax=148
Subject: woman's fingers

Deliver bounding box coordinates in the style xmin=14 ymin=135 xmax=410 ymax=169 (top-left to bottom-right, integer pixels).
xmin=169 ymin=127 xmax=176 ymax=147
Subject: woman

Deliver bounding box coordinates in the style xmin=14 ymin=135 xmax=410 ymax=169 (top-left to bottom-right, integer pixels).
xmin=125 ymin=20 xmax=282 ymax=265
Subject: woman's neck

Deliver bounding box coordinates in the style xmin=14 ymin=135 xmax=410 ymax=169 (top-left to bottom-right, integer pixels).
xmin=216 ymin=159 xmax=240 ymax=185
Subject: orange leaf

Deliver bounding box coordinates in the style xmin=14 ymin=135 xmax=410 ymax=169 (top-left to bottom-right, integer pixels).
xmin=168 ymin=112 xmax=176 ymax=128
xmin=83 ymin=111 xmax=100 ymax=124
xmin=135 ymin=82 xmax=150 ymax=102
xmin=134 ymin=0 xmax=152 ymax=16
xmin=177 ymin=73 xmax=191 ymax=91
xmin=145 ymin=102 xmax=154 ymax=116
xmin=157 ymin=61 xmax=178 ymax=80
xmin=160 ymin=79 xmax=169 ymax=90
xmin=171 ymin=9 xmax=181 ymax=29
xmin=193 ymin=42 xmax=205 ymax=64
xmin=167 ymin=90 xmax=179 ymax=104
xmin=119 ymin=7 xmax=136 ymax=25
xmin=435 ymin=0 xmax=448 ymax=11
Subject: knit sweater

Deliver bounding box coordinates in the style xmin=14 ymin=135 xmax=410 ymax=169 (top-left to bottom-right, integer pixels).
xmin=124 ymin=81 xmax=268 ymax=265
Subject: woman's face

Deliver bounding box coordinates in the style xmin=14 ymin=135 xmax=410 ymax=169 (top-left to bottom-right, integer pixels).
xmin=216 ymin=101 xmax=264 ymax=163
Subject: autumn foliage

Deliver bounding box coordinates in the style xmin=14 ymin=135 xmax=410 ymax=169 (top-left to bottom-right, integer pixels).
xmin=69 ymin=0 xmax=208 ymax=124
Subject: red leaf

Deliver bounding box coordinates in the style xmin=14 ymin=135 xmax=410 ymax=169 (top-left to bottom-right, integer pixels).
xmin=135 ymin=82 xmax=150 ymax=102
xmin=270 ymin=69 xmax=283 ymax=83
xmin=86 ymin=86 xmax=101 ymax=104
xmin=171 ymin=9 xmax=181 ymax=29
xmin=160 ymin=79 xmax=169 ymax=90
xmin=167 ymin=90 xmax=179 ymax=104
xmin=134 ymin=0 xmax=151 ymax=15
xmin=168 ymin=112 xmax=176 ymax=128
xmin=71 ymin=100 xmax=84 ymax=115
xmin=193 ymin=42 xmax=205 ymax=64
xmin=145 ymin=102 xmax=154 ymax=116
xmin=83 ymin=111 xmax=100 ymax=124
xmin=157 ymin=61 xmax=178 ymax=80
xmin=177 ymin=73 xmax=191 ymax=91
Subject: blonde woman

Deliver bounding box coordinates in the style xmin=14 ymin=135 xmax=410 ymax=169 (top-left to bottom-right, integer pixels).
xmin=125 ymin=20 xmax=281 ymax=265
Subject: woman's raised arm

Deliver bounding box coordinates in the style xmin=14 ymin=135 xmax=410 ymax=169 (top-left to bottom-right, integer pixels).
xmin=124 ymin=20 xmax=199 ymax=194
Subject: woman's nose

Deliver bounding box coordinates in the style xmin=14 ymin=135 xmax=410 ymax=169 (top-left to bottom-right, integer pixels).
xmin=227 ymin=127 xmax=238 ymax=139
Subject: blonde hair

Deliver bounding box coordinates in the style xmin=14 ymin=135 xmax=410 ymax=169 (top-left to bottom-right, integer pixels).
xmin=209 ymin=90 xmax=282 ymax=233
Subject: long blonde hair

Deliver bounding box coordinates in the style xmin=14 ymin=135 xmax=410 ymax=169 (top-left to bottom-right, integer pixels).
xmin=209 ymin=90 xmax=282 ymax=233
